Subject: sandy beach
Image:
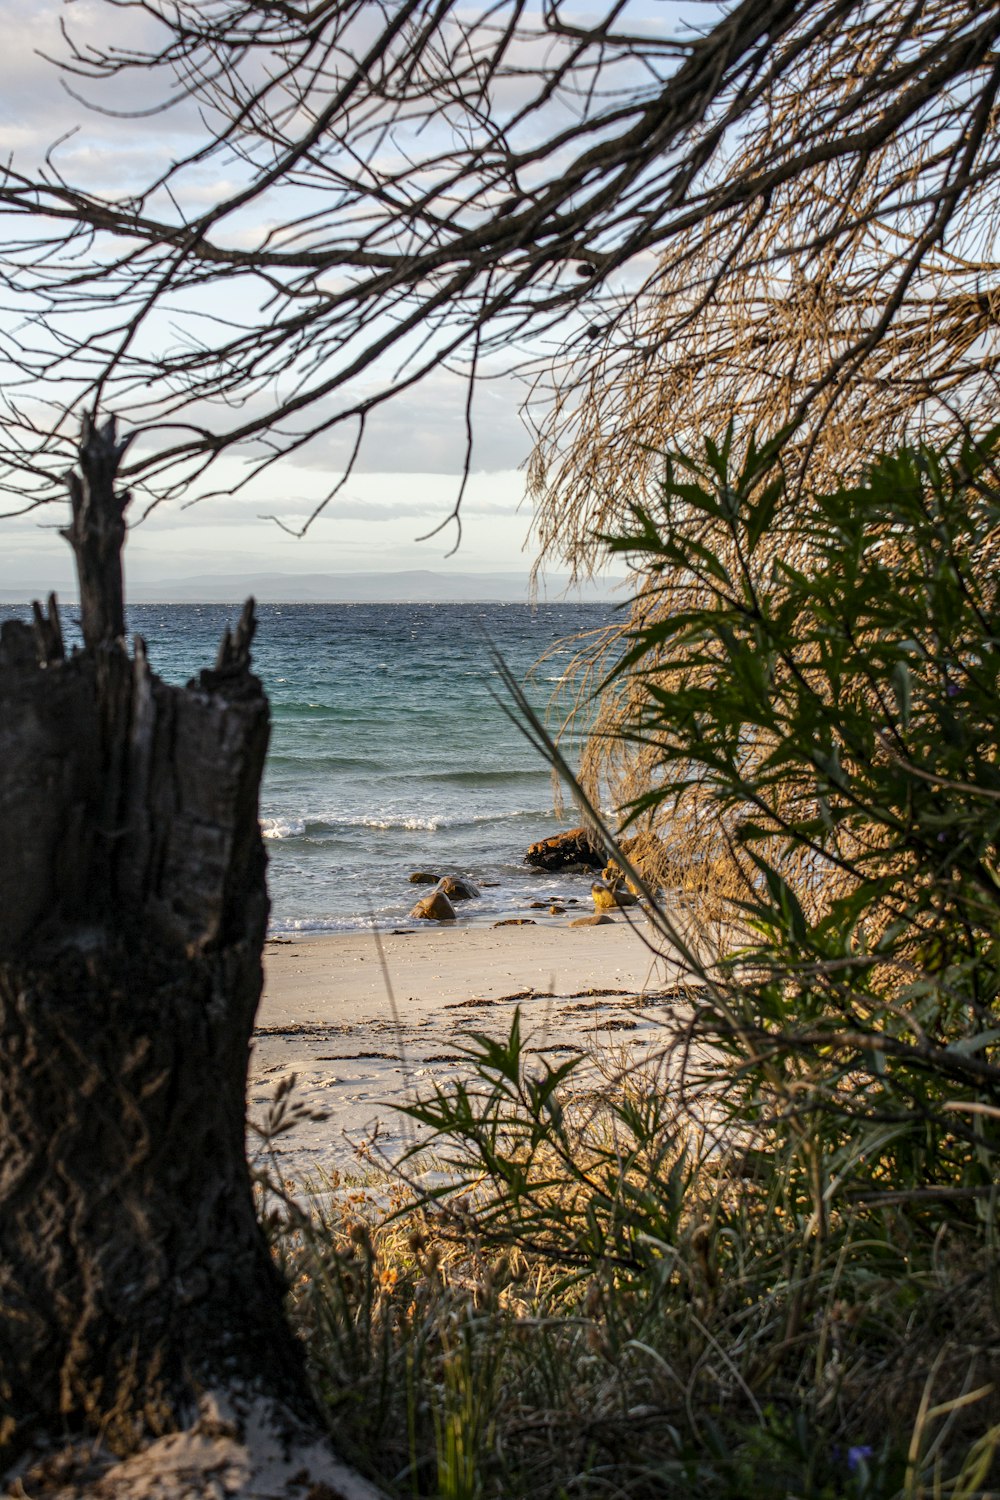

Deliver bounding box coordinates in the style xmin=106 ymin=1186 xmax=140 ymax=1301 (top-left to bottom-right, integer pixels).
xmin=249 ymin=917 xmax=687 ymax=1181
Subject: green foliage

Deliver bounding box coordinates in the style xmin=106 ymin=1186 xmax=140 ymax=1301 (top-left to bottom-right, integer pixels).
xmin=400 ymin=1011 xmax=695 ymax=1277
xmin=279 ymin=432 xmax=1000 ymax=1497
xmin=604 ymin=428 xmax=1000 ymax=1214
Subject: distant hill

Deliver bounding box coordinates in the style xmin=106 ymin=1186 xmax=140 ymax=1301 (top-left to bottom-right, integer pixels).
xmin=0 ymin=570 xmax=625 ymax=605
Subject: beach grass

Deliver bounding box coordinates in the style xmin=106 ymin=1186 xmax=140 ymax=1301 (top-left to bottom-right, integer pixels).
xmin=263 ymin=1019 xmax=999 ymax=1499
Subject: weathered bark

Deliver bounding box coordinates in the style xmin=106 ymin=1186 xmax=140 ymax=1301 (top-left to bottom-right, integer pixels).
xmin=0 ymin=417 xmax=310 ymax=1459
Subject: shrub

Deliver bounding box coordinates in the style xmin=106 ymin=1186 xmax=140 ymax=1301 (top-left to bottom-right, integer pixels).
xmin=598 ymin=428 xmax=1000 ymax=1219
xmin=283 ymin=433 xmax=1000 ymax=1495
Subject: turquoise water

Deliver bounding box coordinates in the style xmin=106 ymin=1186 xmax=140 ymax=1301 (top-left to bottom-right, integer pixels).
xmin=1 ymin=602 xmax=615 ymax=930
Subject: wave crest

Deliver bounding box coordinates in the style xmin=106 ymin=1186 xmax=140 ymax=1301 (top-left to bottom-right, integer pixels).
xmin=261 ymin=807 xmax=554 ymax=840
xmin=261 ymin=817 xmax=306 ymax=840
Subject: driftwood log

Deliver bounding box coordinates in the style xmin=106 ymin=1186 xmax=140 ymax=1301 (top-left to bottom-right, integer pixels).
xmin=0 ymin=418 xmax=381 ymax=1497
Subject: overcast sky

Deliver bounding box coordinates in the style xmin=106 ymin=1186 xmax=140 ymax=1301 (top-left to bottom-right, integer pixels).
xmin=0 ymin=1 xmax=694 ymax=595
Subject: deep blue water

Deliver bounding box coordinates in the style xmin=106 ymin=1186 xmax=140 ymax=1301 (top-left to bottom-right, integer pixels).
xmin=1 ymin=601 xmax=616 ymax=930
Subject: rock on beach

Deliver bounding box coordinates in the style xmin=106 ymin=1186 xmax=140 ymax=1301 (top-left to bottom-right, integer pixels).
xmin=524 ymin=827 xmax=604 ymax=873
xmin=436 ymin=874 xmax=480 ymax=901
xmin=410 ymin=890 xmax=457 ymax=921
xmin=592 ymin=879 xmax=638 ymax=911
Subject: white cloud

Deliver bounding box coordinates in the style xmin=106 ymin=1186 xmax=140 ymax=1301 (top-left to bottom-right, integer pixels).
xmin=0 ymin=0 xmax=690 ymax=591
xmin=288 ymin=368 xmax=534 ymax=477
xmin=0 ymin=462 xmax=541 ymax=591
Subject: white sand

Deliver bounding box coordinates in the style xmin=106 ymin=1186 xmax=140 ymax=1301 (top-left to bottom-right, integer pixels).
xmin=249 ymin=917 xmax=687 ymax=1180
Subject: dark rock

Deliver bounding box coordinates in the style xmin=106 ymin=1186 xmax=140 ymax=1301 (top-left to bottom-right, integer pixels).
xmin=569 ymin=913 xmax=615 ymax=927
xmin=408 ymin=871 xmax=440 ymax=884
xmin=493 ymin=918 xmax=537 ymax=927
xmin=524 ymin=827 xmax=603 ymax=872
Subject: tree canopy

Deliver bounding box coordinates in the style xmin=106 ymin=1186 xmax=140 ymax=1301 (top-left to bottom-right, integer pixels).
xmin=531 ymin=0 xmax=1000 ymax=578
xmin=1 ymin=0 xmax=997 ymax=539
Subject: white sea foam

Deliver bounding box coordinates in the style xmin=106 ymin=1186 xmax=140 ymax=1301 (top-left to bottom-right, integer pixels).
xmin=260 ymin=807 xmax=551 ymax=843
xmin=343 ymin=813 xmax=443 ymax=832
xmin=261 ymin=816 xmax=306 ymax=840
xmin=330 ymin=808 xmax=548 ymax=833
xmin=270 ymin=915 xmax=379 ymax=933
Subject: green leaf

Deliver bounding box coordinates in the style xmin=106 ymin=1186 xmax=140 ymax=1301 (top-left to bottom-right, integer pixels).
xmin=947 ymin=1028 xmax=1000 ymax=1056
xmin=891 ymin=660 xmax=912 ymax=729
xmin=745 ymin=478 xmax=784 ymax=554
xmin=745 ymin=849 xmax=809 ymax=945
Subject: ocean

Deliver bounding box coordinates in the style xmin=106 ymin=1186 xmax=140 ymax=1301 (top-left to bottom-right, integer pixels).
xmin=0 ymin=601 xmax=617 ymax=931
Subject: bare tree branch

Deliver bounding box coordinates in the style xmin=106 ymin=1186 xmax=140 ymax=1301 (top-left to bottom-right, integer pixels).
xmin=0 ymin=0 xmax=996 ymax=544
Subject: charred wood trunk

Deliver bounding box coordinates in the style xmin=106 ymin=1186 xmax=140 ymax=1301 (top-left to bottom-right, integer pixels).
xmin=0 ymin=417 xmax=310 ymax=1458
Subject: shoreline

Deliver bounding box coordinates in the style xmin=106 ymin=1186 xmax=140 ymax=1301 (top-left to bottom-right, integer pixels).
xmin=263 ymin=856 xmax=605 ymax=938
xmin=250 ymin=917 xmax=683 ymax=1180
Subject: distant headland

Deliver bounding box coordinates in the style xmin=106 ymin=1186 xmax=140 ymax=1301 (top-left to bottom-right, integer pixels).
xmin=0 ymin=568 xmax=625 ymax=606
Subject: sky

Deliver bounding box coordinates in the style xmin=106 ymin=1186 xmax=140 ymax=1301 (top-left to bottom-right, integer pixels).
xmin=0 ymin=1 xmax=699 ymax=598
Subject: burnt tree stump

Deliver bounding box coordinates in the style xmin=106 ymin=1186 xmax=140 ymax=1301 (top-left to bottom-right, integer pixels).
xmin=0 ymin=417 xmax=312 ymax=1461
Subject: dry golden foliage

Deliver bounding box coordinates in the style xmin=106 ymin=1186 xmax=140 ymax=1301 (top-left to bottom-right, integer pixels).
xmin=528 ymin=0 xmax=1000 ymax=924
xmin=531 ymin=1 xmax=1000 ymax=578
